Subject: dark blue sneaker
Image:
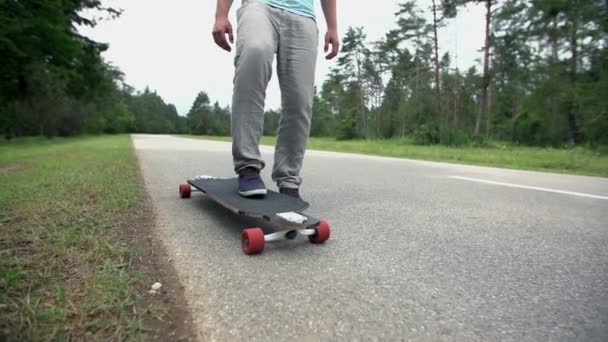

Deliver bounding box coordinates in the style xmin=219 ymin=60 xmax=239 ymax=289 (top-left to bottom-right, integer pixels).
xmin=238 ymin=167 xmax=267 ymax=197
xmin=279 ymin=187 xmax=301 ymax=200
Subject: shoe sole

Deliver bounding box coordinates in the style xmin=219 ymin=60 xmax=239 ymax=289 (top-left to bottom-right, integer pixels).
xmin=239 ymin=189 xmax=268 ymax=197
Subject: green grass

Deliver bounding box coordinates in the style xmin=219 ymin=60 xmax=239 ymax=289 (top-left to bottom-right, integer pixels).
xmin=0 ymin=136 xmax=152 ymax=340
xmin=183 ymin=135 xmax=608 ymax=177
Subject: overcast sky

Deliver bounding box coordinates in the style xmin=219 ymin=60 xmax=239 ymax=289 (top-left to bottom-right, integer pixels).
xmin=79 ymin=0 xmax=485 ymax=115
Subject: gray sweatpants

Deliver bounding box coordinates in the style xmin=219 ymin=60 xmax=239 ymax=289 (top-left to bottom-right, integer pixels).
xmin=231 ymin=0 xmax=318 ymax=189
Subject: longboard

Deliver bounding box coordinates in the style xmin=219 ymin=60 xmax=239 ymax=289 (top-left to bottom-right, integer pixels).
xmin=179 ymin=176 xmax=331 ymax=255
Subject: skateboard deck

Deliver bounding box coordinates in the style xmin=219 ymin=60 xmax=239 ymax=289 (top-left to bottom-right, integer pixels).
xmin=179 ymin=176 xmax=331 ymax=254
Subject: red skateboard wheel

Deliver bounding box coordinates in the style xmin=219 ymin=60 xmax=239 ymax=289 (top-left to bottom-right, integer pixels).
xmin=242 ymin=228 xmax=265 ymax=254
xmin=309 ymin=220 xmax=331 ymax=244
xmin=179 ymin=183 xmax=191 ymax=198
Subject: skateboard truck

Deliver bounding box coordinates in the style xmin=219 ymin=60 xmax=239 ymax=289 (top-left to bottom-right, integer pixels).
xmin=241 ymin=221 xmax=330 ymax=255
xmin=263 ymin=226 xmax=317 ymax=242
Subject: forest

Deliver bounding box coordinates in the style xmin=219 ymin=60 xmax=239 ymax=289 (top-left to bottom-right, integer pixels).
xmin=1 ymin=0 xmax=607 ymax=147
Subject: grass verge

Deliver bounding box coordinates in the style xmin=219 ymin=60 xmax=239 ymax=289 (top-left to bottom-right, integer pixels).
xmin=0 ymin=136 xmax=193 ymax=341
xmin=183 ymin=135 xmax=608 ymax=177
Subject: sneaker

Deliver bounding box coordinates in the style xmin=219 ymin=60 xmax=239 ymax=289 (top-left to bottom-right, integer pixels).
xmin=279 ymin=187 xmax=301 ymax=200
xmin=238 ymin=167 xmax=267 ymax=197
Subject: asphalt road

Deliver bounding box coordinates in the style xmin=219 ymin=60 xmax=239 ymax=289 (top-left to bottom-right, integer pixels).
xmin=132 ymin=134 xmax=608 ymax=341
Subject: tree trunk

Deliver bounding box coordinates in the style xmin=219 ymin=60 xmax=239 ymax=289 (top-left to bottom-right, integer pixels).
xmin=475 ymin=0 xmax=492 ymax=136
xmin=355 ymin=56 xmax=367 ymax=139
xmin=415 ymin=37 xmax=420 ymax=93
xmin=511 ymin=80 xmax=521 ymax=141
xmin=511 ymin=75 xmax=521 ymax=122
xmin=566 ymin=6 xmax=579 ymax=144
xmin=549 ymin=19 xmax=559 ymax=136
xmin=453 ymin=69 xmax=460 ymax=127
xmin=486 ymin=82 xmax=492 ymax=138
xmin=431 ymin=0 xmax=442 ymax=115
xmin=359 ymin=82 xmax=367 ymax=139
xmin=376 ymin=89 xmax=382 ymax=138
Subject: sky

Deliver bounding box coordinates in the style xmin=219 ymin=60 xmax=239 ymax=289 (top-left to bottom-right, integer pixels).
xmin=79 ymin=0 xmax=486 ymax=116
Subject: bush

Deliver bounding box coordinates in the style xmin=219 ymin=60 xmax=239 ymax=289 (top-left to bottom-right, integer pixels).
xmin=412 ymin=123 xmax=440 ymax=145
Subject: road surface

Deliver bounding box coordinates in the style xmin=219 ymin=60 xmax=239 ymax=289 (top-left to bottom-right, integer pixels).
xmin=132 ymin=134 xmax=608 ymax=341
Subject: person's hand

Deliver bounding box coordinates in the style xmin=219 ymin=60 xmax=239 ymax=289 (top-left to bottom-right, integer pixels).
xmin=212 ymin=16 xmax=234 ymax=52
xmin=324 ymin=29 xmax=339 ymax=60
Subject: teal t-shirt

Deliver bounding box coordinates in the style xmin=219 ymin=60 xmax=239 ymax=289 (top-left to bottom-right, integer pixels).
xmin=263 ymin=0 xmax=315 ymax=19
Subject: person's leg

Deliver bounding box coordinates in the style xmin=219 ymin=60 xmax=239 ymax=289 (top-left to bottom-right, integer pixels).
xmin=232 ymin=0 xmax=278 ymax=174
xmin=272 ymin=9 xmax=318 ymax=193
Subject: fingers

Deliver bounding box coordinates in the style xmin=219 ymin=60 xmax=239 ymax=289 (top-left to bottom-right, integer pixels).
xmin=325 ymin=38 xmax=339 ymax=60
xmin=212 ymin=19 xmax=233 ymax=52
xmin=212 ymin=29 xmax=232 ymax=52
xmin=324 ymin=32 xmax=339 ymax=60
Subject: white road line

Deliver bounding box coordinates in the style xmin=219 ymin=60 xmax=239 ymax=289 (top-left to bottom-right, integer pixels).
xmin=448 ymin=176 xmax=608 ymax=200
